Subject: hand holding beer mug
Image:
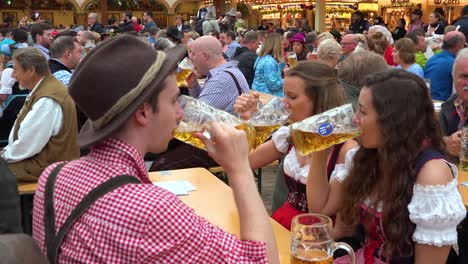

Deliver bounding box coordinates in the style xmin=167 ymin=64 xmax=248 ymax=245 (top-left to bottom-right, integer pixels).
xmin=291 ymin=104 xmax=360 ymax=156
xmin=287 ymin=51 xmax=298 ymax=67
xmin=176 ymin=57 xmax=194 ymax=87
xmin=175 ymin=95 xmax=256 ymax=150
xmin=248 ymin=97 xmax=289 ymax=148
xmin=291 ymin=214 xmax=355 ymax=264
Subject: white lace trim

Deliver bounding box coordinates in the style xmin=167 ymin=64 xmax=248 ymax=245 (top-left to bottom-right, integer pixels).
xmin=283 ymin=147 xmax=310 ymax=184
xmin=271 ymin=126 xmax=290 ymax=154
xmin=328 ymin=147 xmax=359 ymax=183
xmin=329 ymin=164 xmax=346 ymax=183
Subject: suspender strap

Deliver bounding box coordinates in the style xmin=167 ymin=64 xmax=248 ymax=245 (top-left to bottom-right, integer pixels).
xmin=224 ymin=70 xmax=243 ymax=96
xmin=44 ymin=163 xmax=141 ymax=264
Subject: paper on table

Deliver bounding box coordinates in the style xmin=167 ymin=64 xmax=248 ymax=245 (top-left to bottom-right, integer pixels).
xmin=154 ymin=181 xmax=196 ymax=196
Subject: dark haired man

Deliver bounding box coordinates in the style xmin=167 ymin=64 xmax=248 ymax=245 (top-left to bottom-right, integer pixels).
xmin=32 ymin=35 xmax=278 ymax=263
xmin=30 ymin=22 xmax=54 ymax=59
xmin=143 ymin=10 xmax=157 ymax=31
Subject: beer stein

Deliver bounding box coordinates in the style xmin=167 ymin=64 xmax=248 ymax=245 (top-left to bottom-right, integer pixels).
xmin=291 ymin=214 xmax=355 ymax=264
xmin=287 ymin=51 xmax=298 ymax=67
xmin=247 ymin=97 xmax=289 ymax=148
xmin=175 ymin=95 xmax=256 ymax=150
xmin=291 ymin=104 xmax=360 ymax=156
xmin=176 ymin=57 xmax=194 ymax=87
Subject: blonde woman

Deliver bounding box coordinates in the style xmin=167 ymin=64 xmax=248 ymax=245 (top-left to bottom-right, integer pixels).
xmin=317 ymin=39 xmax=342 ymax=69
xmin=252 ymin=32 xmax=286 ymax=97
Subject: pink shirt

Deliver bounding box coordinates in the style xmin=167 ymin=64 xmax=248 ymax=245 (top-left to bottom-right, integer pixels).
xmin=32 ymin=138 xmax=267 ymax=263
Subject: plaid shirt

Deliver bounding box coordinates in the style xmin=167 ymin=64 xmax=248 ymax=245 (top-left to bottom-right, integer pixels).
xmin=32 ymin=138 xmax=267 ymax=263
xmin=53 ymin=70 xmax=72 ymax=87
xmin=454 ymin=96 xmax=466 ymax=129
xmin=189 ymin=61 xmax=249 ymax=114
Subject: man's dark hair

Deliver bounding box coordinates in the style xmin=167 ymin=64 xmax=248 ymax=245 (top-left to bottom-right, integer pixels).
xmin=398 ymin=18 xmax=407 ymax=27
xmin=50 ymin=36 xmax=79 ymax=59
xmin=0 ymin=28 xmax=11 ymax=37
xmin=208 ymin=29 xmax=220 ymax=39
xmin=54 ymin=30 xmax=77 ymax=39
xmin=406 ymin=32 xmax=419 ymax=45
xmin=30 ymin=22 xmax=53 ymax=42
xmin=242 ymin=31 xmax=259 ymax=44
xmin=11 ymin=28 xmax=28 ymax=43
xmin=463 ymin=5 xmax=468 ymax=16
xmin=225 ymin=31 xmax=236 ymax=41
xmin=275 ymin=28 xmax=284 ymax=35
xmin=353 ymin=11 xmax=364 ymax=18
xmin=124 ymin=12 xmax=132 ymax=20
xmin=145 ymin=10 xmax=153 ymax=18
xmin=148 ymin=26 xmax=159 ymax=36
xmin=305 ymin=31 xmax=317 ymax=44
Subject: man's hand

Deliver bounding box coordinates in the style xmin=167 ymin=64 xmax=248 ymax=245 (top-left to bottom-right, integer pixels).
xmin=185 ymin=71 xmax=199 ymax=89
xmin=234 ymin=92 xmax=259 ymax=120
xmin=443 ymin=131 xmax=462 ymax=156
xmin=195 ymin=122 xmax=250 ymax=175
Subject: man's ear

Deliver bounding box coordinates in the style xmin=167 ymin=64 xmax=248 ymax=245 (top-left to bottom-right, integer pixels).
xmin=134 ymin=102 xmax=152 ymax=126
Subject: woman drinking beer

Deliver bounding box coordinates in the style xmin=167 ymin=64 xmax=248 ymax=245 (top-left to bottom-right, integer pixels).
xmin=235 ymin=61 xmax=358 ymax=230
xmin=307 ymin=69 xmax=465 ymax=263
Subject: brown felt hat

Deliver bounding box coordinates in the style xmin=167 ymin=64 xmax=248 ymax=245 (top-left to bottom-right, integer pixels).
xmin=68 ymin=34 xmax=186 ymax=148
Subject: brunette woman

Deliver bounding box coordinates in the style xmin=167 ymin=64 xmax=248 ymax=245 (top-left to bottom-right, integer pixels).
xmin=308 ymin=69 xmax=465 ymax=263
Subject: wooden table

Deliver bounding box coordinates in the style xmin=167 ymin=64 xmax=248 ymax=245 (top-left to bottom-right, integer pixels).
xmin=149 ymin=168 xmax=291 ymax=263
xmin=458 ymin=167 xmax=468 ymax=208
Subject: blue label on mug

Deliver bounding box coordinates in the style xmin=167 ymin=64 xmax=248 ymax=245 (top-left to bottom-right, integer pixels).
xmin=318 ymin=123 xmax=333 ymax=136
xmin=176 ymin=66 xmax=182 ymax=73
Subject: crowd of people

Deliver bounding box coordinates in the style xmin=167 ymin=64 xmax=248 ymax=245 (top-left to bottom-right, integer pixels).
xmin=0 ymin=4 xmax=468 ymax=264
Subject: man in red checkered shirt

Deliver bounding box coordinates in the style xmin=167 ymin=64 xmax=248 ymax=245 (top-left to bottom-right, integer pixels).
xmin=32 ymin=35 xmax=279 ymax=263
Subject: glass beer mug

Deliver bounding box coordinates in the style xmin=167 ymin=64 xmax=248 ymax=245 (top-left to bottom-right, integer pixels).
xmin=175 ymin=95 xmax=256 ymax=150
xmin=287 ymin=51 xmax=298 ymax=67
xmin=247 ymin=97 xmax=289 ymax=148
xmin=176 ymin=57 xmax=194 ymax=87
xmin=291 ymin=214 xmax=355 ymax=264
xmin=291 ymin=104 xmax=360 ymax=156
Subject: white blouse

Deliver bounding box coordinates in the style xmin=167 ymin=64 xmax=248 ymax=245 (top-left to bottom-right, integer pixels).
xmin=271 ymin=126 xmax=343 ymax=184
xmin=334 ymin=147 xmax=467 ymax=247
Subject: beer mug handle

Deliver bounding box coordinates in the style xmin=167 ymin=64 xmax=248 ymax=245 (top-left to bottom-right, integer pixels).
xmin=333 ymin=242 xmax=356 ymax=264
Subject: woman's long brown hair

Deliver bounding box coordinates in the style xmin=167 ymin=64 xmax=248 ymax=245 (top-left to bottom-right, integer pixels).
xmin=339 ymin=69 xmax=445 ymax=257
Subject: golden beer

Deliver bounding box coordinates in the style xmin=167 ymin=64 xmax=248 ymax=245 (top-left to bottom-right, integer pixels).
xmin=174 ymin=123 xmax=256 ymax=151
xmin=291 ymin=250 xmax=333 ymax=264
xmin=460 ymin=158 xmax=468 ymax=171
xmin=253 ymin=124 xmax=281 ymax=148
xmin=291 ymin=129 xmax=361 ymax=156
xmin=287 ymin=57 xmax=298 ymax=67
xmin=176 ymin=68 xmax=193 ymax=87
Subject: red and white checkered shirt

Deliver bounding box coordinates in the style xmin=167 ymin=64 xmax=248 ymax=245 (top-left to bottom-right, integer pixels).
xmin=32 ymin=138 xmax=267 ymax=263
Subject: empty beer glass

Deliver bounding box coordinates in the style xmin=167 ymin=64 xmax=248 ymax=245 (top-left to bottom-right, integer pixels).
xmin=291 ymin=214 xmax=355 ymax=264
xmin=291 ymin=104 xmax=361 ymax=156
xmin=176 ymin=57 xmax=194 ymax=87
xmin=287 ymin=51 xmax=298 ymax=67
xmin=175 ymin=95 xmax=256 ymax=150
xmin=247 ymin=97 xmax=289 ymax=148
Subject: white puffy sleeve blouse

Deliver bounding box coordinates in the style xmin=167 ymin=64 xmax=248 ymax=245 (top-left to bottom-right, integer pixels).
xmin=330 ymin=147 xmax=466 ymax=246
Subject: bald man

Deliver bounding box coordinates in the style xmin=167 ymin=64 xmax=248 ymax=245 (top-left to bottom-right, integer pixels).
xmin=151 ymin=36 xmax=250 ymax=170
xmin=425 ymin=31 xmax=467 ymax=101
xmin=339 ymin=34 xmax=358 ymax=61
xmin=186 ymin=36 xmax=249 ymax=114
